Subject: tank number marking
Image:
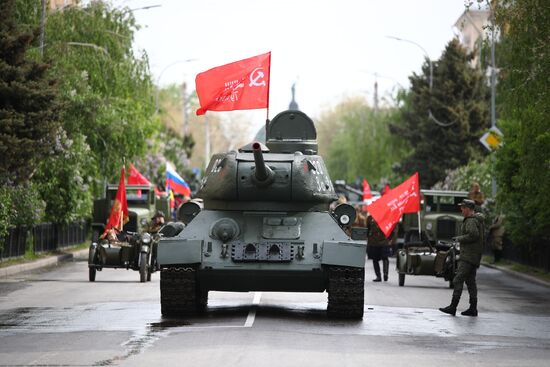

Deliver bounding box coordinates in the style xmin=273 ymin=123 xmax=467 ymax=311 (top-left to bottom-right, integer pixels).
xmin=211 ymin=158 xmax=224 ymax=173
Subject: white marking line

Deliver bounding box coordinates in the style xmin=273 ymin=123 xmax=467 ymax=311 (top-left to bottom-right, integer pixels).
xmin=244 ymin=292 xmax=262 ymax=327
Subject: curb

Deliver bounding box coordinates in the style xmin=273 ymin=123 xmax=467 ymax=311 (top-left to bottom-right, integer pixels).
xmin=482 ymin=261 xmax=550 ymax=288
xmin=0 ymin=249 xmax=88 ymax=279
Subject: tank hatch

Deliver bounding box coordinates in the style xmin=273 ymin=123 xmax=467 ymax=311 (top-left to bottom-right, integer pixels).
xmin=266 ymin=110 xmax=318 ymax=155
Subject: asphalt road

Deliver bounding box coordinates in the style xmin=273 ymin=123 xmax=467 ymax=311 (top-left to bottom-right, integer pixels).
xmin=0 ymin=256 xmax=549 ymax=367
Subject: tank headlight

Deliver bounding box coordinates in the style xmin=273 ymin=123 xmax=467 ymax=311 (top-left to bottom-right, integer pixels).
xmin=140 ymin=218 xmax=148 ymax=226
xmin=142 ymin=233 xmax=152 ymax=244
xmin=340 ymin=215 xmax=350 ymax=225
xmin=426 ymin=222 xmax=433 ymax=231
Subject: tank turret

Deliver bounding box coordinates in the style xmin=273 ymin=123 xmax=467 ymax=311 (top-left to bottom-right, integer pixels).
xmin=197 ymin=110 xmax=337 ymax=211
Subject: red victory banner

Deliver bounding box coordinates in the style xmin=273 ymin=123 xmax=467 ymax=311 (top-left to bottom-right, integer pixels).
xmin=362 ymin=178 xmax=373 ymax=200
xmin=101 ymin=167 xmax=129 ymax=239
xmin=127 ymin=163 xmax=151 ymax=186
xmin=366 ymin=172 xmax=420 ymax=237
xmin=195 ymin=52 xmax=271 ymax=115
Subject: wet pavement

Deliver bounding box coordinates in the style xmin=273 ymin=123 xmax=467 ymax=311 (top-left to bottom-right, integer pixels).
xmin=0 ymin=258 xmax=549 ymax=366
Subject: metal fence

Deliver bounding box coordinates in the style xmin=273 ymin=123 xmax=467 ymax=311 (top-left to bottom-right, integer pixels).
xmin=0 ymin=220 xmax=88 ymax=261
xmin=484 ymin=237 xmax=550 ymax=272
xmin=0 ymin=226 xmax=28 ymax=260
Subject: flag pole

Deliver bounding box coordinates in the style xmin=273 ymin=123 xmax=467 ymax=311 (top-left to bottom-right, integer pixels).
xmin=265 ymin=51 xmax=271 ymax=142
xmin=417 ymin=211 xmax=422 ymax=237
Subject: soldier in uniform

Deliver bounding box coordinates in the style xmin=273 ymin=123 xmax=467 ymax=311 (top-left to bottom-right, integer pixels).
xmin=439 ymin=199 xmax=484 ymax=317
xmin=145 ymin=211 xmax=165 ymax=234
xmin=366 ymin=215 xmax=390 ymax=282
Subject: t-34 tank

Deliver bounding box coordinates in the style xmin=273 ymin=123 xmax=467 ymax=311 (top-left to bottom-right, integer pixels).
xmin=157 ymin=110 xmax=366 ymax=319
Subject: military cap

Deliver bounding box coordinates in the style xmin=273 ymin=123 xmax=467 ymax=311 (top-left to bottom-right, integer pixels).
xmin=458 ymin=199 xmax=476 ymax=209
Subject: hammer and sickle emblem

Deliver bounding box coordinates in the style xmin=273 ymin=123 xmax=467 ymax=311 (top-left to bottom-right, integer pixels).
xmin=249 ymin=67 xmax=266 ymax=87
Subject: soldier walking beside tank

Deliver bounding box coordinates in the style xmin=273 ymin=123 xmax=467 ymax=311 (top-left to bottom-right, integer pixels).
xmin=439 ymin=199 xmax=484 ymax=316
xmin=366 ymin=214 xmax=390 ymax=282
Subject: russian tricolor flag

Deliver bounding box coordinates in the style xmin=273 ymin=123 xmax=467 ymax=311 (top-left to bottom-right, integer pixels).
xmin=166 ymin=162 xmax=191 ymax=197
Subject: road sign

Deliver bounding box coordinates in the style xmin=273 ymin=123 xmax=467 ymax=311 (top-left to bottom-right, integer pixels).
xmin=480 ymin=126 xmax=503 ymax=151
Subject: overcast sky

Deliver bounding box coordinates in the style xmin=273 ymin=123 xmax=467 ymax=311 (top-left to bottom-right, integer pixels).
xmin=112 ymin=0 xmax=471 ymax=132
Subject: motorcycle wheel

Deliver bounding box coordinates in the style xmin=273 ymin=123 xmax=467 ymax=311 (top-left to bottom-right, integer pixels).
xmin=89 ymin=267 xmax=96 ymax=282
xmin=147 ymin=258 xmax=152 ymax=282
xmin=139 ymin=253 xmax=147 ymax=283
xmin=398 ymin=273 xmax=405 ymax=286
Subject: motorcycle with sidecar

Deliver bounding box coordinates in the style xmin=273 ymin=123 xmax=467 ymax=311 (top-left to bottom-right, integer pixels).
xmin=88 ymin=231 xmax=157 ymax=283
xmin=396 ymin=238 xmax=460 ymax=288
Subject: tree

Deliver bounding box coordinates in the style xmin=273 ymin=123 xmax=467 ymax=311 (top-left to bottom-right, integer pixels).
xmin=392 ymin=39 xmax=490 ymax=188
xmin=493 ymin=0 xmax=550 ymax=246
xmin=0 ymin=0 xmax=62 ymax=186
xmin=316 ymin=97 xmax=409 ymax=188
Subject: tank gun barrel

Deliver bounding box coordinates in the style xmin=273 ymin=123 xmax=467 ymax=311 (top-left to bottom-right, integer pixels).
xmin=252 ymin=142 xmax=274 ymax=184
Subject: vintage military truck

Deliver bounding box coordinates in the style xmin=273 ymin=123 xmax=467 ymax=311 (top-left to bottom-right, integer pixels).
xmin=91 ymin=184 xmax=170 ymax=242
xmin=396 ymin=190 xmax=468 ymax=287
xmin=157 ymin=110 xmax=367 ymax=319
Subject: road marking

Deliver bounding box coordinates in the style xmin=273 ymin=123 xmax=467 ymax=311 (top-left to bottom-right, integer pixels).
xmin=244 ymin=292 xmax=262 ymax=327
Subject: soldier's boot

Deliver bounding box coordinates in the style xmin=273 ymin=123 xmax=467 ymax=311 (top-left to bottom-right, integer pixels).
xmin=461 ymin=298 xmax=478 ymax=317
xmin=372 ymin=261 xmax=382 ymax=282
xmin=439 ymin=297 xmax=460 ymax=316
xmin=382 ymin=259 xmax=389 ymax=281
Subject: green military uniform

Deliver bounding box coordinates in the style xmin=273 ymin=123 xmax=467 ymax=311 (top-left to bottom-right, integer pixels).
xmin=452 ymin=213 xmax=484 ymax=300
xmin=367 ymin=215 xmax=390 ymax=281
xmin=439 ymin=199 xmax=484 ymax=317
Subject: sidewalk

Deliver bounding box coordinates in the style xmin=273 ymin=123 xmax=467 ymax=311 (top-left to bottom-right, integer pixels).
xmin=482 ymin=261 xmax=550 ymax=288
xmin=0 ymin=248 xmax=88 ymax=279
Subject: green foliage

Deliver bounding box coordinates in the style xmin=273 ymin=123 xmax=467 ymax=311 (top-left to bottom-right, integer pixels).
xmin=392 ymin=39 xmax=490 ymax=188
xmin=35 ymin=133 xmax=95 ymax=223
xmin=433 ymin=155 xmax=493 ymax=194
xmin=317 ymin=97 xmax=410 ymax=189
xmin=0 ymin=0 xmax=63 ymax=185
xmin=493 ymin=0 xmax=550 ymax=246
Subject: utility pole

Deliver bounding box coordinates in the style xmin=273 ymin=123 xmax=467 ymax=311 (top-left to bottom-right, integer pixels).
xmin=490 ymin=8 xmax=498 ymax=197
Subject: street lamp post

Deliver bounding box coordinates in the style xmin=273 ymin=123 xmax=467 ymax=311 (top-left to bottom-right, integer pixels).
xmin=155 ymin=58 xmax=198 ymax=113
xmin=386 ymin=35 xmax=455 ymax=127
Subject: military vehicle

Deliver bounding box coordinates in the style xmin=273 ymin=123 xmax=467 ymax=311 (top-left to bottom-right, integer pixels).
xmin=156 ymin=110 xmax=367 ymax=319
xmin=400 ymin=190 xmax=469 ymax=245
xmin=88 ymin=230 xmax=155 ymax=282
xmin=396 ymin=190 xmax=468 ymax=287
xmin=91 ymin=184 xmax=170 ymax=242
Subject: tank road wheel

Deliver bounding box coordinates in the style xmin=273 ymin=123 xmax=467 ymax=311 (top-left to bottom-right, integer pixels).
xmin=89 ymin=267 xmax=96 ymax=282
xmin=139 ymin=253 xmax=148 ymax=283
xmin=398 ymin=273 xmax=405 ymax=287
xmin=327 ymin=266 xmax=365 ymax=319
xmin=160 ymin=267 xmax=198 ymax=316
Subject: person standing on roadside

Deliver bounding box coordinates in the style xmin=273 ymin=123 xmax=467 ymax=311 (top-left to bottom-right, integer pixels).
xmin=366 ymin=214 xmax=390 ymax=282
xmin=439 ymin=199 xmax=484 ymax=317
xmin=488 ymin=214 xmax=505 ymax=263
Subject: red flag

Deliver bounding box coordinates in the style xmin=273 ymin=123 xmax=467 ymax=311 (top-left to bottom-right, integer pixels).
xmin=195 ymin=52 xmax=271 ymax=115
xmin=366 ymin=172 xmax=420 ymax=237
xmin=128 ymin=163 xmax=151 ymax=186
xmin=101 ymin=167 xmax=129 ymax=239
xmin=362 ymin=178 xmax=373 ymax=200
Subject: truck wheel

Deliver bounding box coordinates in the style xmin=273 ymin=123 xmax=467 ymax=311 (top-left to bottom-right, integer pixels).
xmin=398 ymin=273 xmax=405 ymax=286
xmin=160 ymin=267 xmax=198 ymax=316
xmin=327 ymin=266 xmax=364 ymax=320
xmin=89 ymin=267 xmax=96 ymax=282
xmin=139 ymin=253 xmax=147 ymax=283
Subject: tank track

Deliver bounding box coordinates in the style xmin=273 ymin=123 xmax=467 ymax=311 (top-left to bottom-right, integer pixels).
xmin=160 ymin=267 xmax=208 ymax=316
xmin=327 ymin=266 xmax=365 ymax=319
